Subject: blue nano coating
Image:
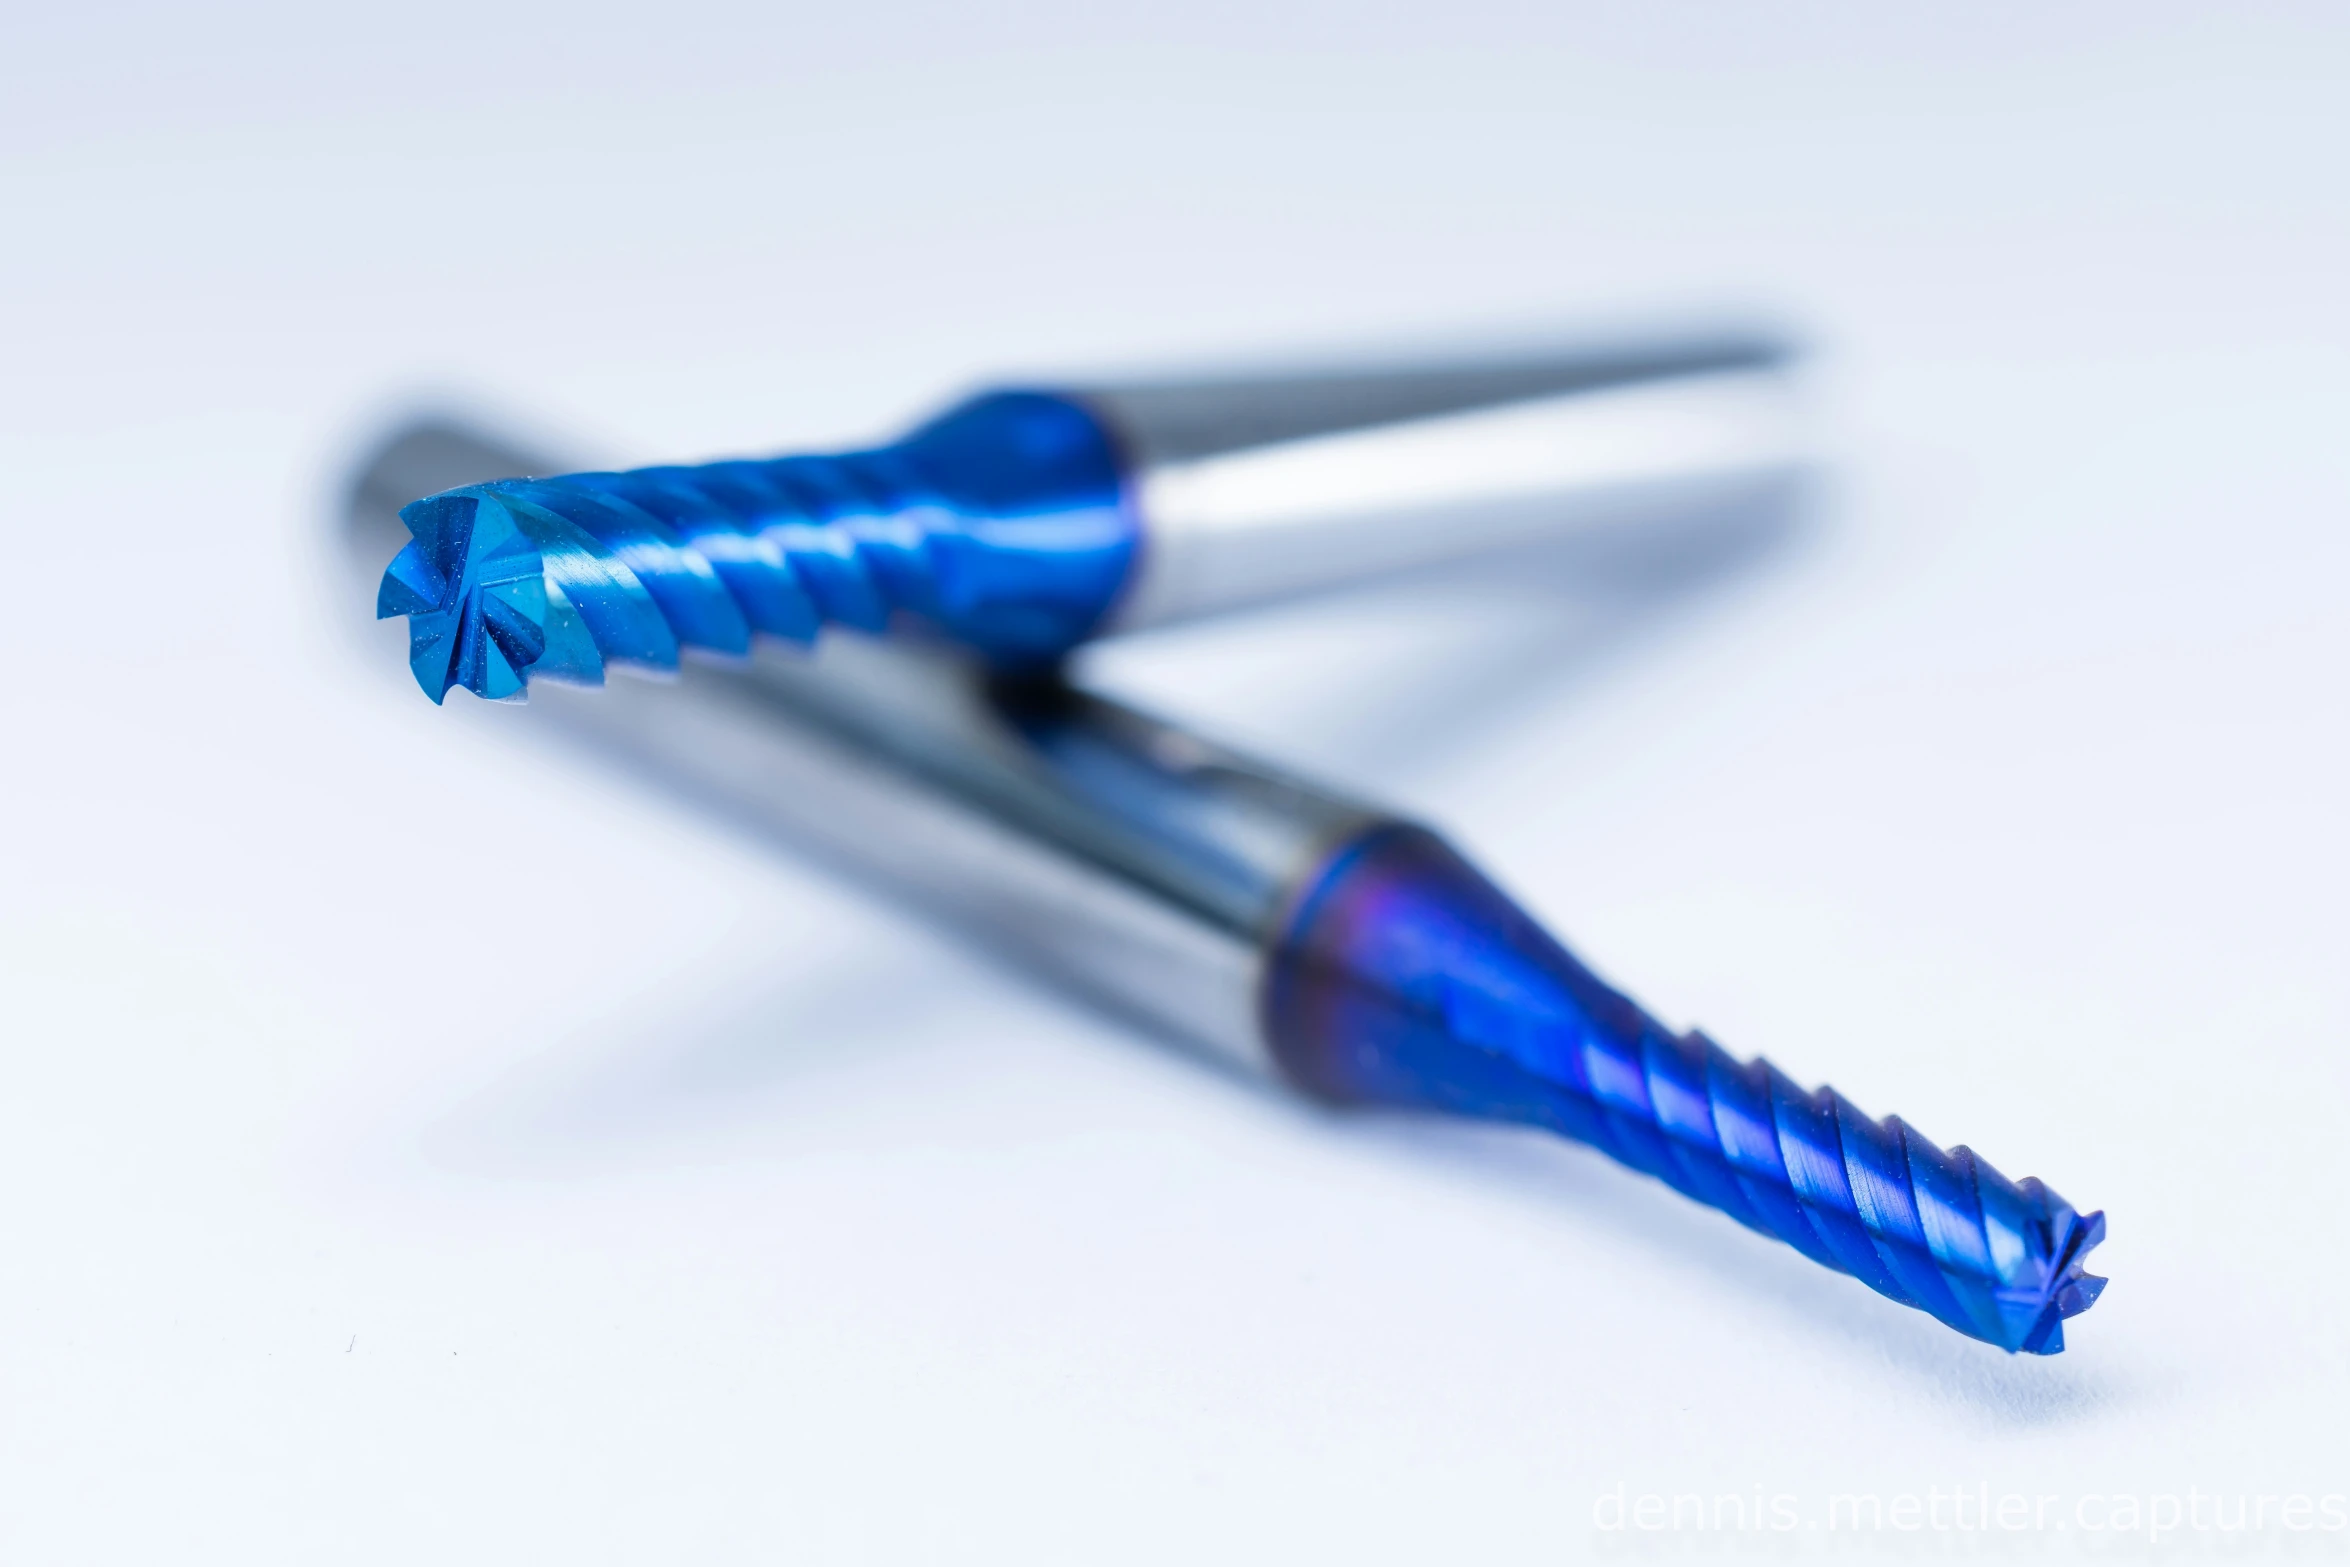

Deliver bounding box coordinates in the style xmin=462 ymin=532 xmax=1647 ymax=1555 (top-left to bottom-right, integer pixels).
xmin=379 ymin=392 xmax=1139 ymax=702
xmin=1264 ymin=826 xmax=2107 ymax=1353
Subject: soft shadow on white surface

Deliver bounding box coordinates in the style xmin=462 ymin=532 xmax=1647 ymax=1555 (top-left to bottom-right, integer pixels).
xmin=414 ymin=956 xmax=977 ymax=1175
xmin=1354 ymin=1117 xmax=2133 ymax=1434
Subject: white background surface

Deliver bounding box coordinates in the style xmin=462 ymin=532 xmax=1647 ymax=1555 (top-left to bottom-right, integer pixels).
xmin=4 ymin=2 xmax=2346 ymax=1559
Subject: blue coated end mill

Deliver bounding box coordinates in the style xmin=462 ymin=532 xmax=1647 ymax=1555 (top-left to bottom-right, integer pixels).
xmin=378 ymin=333 xmax=1804 ymax=700
xmin=346 ymin=382 xmax=2105 ymax=1355
xmin=1267 ymin=826 xmax=2106 ymax=1352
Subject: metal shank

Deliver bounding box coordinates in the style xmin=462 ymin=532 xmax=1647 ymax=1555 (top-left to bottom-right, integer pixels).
xmin=1082 ymin=332 xmax=1802 ymax=629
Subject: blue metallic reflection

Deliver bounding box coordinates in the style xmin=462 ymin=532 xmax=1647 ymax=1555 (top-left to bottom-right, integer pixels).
xmin=1264 ymin=827 xmax=2107 ymax=1353
xmin=378 ymin=392 xmax=1138 ymax=702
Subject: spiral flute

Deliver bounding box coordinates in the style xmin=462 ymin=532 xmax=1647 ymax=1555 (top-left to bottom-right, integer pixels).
xmin=379 ymin=393 xmax=1137 ymax=700
xmin=1268 ymin=827 xmax=2106 ymax=1353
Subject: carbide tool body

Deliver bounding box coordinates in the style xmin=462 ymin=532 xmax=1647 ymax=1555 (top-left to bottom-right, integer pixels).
xmin=349 ymin=384 xmax=2102 ymax=1355
xmin=379 ymin=333 xmax=1804 ymax=700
